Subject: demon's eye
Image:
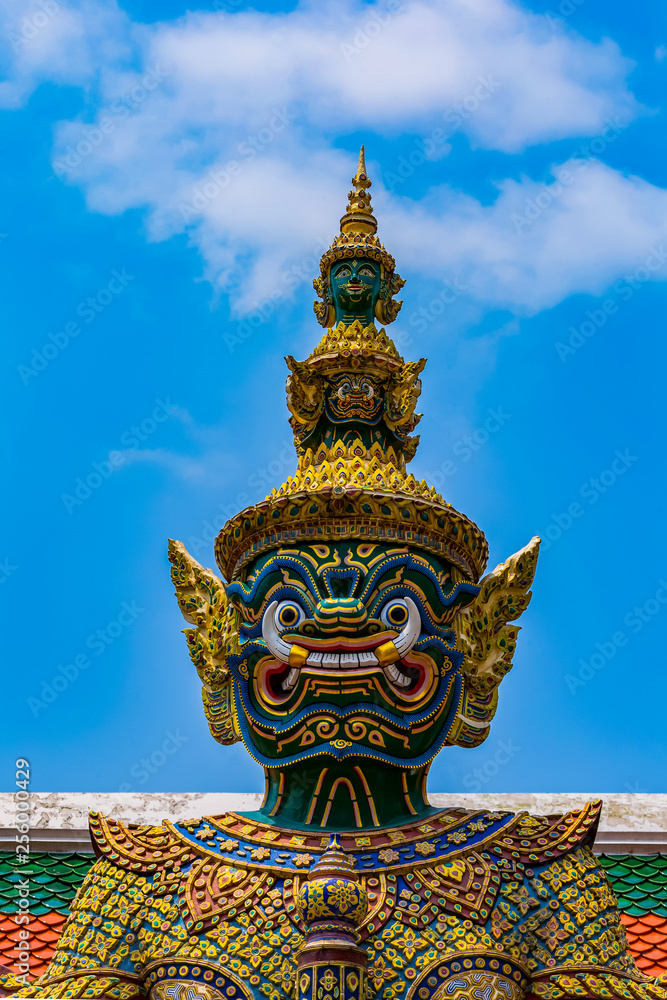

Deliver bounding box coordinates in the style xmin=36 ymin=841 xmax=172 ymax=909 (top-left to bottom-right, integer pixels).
xmin=381 ymin=599 xmax=410 ymax=628
xmin=358 ymin=266 xmax=374 ymax=276
xmin=336 ymin=265 xmax=351 ymax=278
xmin=274 ymin=601 xmax=305 ymax=631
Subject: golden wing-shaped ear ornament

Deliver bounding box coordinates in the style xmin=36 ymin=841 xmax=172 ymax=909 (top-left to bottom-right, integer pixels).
xmin=448 ymin=536 xmax=540 ymax=748
xmin=168 ymin=538 xmax=242 ymax=745
xmin=285 ymin=355 xmax=325 ymax=451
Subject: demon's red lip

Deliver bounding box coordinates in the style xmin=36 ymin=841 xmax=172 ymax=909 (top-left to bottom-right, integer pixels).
xmin=257 ymin=649 xmax=433 ymax=704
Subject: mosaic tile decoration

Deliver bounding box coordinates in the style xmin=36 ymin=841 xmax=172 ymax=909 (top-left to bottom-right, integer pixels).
xmin=1 ymin=852 xmax=666 ymax=981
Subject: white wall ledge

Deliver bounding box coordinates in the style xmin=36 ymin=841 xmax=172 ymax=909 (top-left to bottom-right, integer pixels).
xmin=2 ymin=792 xmax=666 ymax=854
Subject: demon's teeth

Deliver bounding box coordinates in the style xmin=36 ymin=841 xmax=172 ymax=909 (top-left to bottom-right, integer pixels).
xmin=264 ymin=597 xmax=420 ymax=671
xmin=283 ymin=653 xmax=411 ymax=690
xmin=385 ymin=663 xmax=401 ymax=682
xmin=281 ymin=667 xmax=300 ymax=691
xmin=384 ymin=663 xmax=411 ymax=688
xmin=304 ymin=650 xmax=379 ymax=669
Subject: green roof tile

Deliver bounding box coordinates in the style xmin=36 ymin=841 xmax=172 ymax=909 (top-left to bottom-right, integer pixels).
xmin=0 ymin=853 xmax=95 ymax=915
xmin=599 ymin=854 xmax=667 ymax=917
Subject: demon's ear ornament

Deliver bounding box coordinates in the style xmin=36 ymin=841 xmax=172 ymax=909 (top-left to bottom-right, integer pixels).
xmin=375 ymin=270 xmax=405 ymax=326
xmin=384 ymin=358 xmax=426 ymax=460
xmin=313 ymin=275 xmax=336 ymax=329
xmin=449 ymin=536 xmax=541 ymax=748
xmin=285 ymin=355 xmax=325 ymax=451
xmin=168 ymin=539 xmax=242 ymax=746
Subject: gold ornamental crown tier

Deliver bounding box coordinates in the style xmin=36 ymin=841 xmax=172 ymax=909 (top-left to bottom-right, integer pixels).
xmin=215 ymin=148 xmax=488 ymax=584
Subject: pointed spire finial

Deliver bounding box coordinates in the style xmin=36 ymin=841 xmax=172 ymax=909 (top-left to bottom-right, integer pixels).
xmin=355 ymin=145 xmax=367 ymax=179
xmin=340 ymin=144 xmax=377 ymax=237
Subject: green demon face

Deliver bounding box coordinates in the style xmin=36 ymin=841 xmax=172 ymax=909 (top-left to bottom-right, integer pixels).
xmin=225 ymin=543 xmax=479 ymax=769
xmin=330 ymin=258 xmax=381 ymax=326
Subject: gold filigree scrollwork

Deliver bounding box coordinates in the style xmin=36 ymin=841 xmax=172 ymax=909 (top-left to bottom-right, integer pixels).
xmin=384 ymin=358 xmax=427 ymax=460
xmin=393 ymin=852 xmax=500 ymax=927
xmin=168 ymin=539 xmax=241 ymax=745
xmin=179 ymin=858 xmax=274 ymax=930
xmin=448 ymin=537 xmax=540 ymax=748
xmin=285 ymin=355 xmax=325 ymax=450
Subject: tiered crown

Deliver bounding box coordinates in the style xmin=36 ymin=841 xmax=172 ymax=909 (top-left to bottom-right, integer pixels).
xmin=215 ymin=151 xmax=488 ymax=584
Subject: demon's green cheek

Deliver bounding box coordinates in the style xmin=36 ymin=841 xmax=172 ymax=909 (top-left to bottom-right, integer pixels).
xmin=225 ymin=542 xmax=479 ymax=769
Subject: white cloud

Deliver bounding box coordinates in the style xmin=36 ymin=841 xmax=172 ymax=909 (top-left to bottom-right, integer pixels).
xmin=139 ymin=0 xmax=637 ymax=149
xmin=381 ymin=158 xmax=667 ymax=312
xmin=0 ymin=0 xmax=130 ymax=108
xmin=3 ymin=0 xmax=665 ymax=316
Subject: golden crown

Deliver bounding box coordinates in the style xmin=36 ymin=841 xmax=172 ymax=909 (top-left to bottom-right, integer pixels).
xmin=215 ymin=150 xmax=488 ymax=585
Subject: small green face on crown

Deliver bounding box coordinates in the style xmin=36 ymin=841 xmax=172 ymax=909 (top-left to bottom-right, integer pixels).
xmin=330 ymin=257 xmax=381 ymax=326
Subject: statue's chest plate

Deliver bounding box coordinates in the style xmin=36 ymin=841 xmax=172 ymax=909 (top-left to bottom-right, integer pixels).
xmin=157 ymin=806 xmax=596 ymax=934
xmin=173 ymin=847 xmax=505 ymax=940
xmin=90 ymin=803 xmax=601 ymax=936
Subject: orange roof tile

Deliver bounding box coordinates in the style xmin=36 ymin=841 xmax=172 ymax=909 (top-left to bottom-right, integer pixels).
xmin=621 ymin=911 xmax=667 ymax=975
xmin=0 ymin=914 xmax=67 ymax=979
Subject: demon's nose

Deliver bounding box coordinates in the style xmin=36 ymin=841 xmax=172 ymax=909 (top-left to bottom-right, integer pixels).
xmin=314 ymin=598 xmax=368 ymax=633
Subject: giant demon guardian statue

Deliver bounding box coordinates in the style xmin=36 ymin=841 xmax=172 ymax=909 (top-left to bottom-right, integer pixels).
xmin=4 ymin=149 xmax=664 ymax=1000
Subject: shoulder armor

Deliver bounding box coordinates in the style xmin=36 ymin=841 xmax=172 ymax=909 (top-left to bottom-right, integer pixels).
xmin=89 ymin=810 xmax=199 ymax=873
xmin=486 ymin=800 xmax=601 ymax=863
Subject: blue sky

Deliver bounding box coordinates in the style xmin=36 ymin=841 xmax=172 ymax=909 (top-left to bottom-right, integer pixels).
xmin=2 ymin=0 xmax=666 ymax=797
